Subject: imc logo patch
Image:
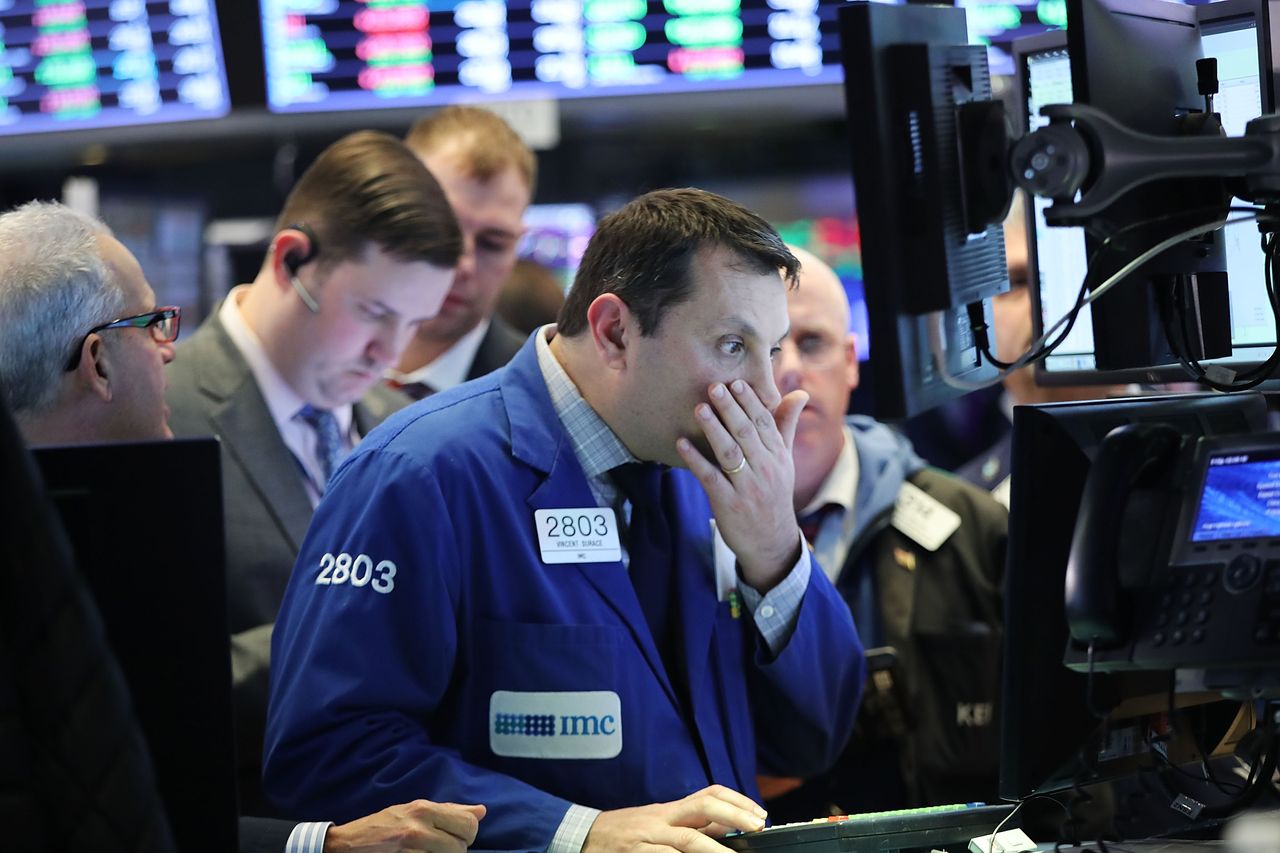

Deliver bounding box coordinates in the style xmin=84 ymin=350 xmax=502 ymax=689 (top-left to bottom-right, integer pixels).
xmin=489 ymin=690 xmax=622 ymax=759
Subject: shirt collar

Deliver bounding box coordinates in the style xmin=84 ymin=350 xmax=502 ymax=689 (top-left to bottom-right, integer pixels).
xmin=534 ymin=324 xmax=636 ymax=484
xmin=387 ymin=317 xmax=491 ymax=392
xmin=800 ymin=425 xmax=860 ymax=517
xmin=218 ymin=287 xmax=354 ymax=435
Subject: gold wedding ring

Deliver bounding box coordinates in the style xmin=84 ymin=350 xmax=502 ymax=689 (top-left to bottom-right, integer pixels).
xmin=720 ymin=458 xmax=746 ymax=475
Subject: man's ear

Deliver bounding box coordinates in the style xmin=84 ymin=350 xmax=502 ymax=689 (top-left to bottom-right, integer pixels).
xmin=845 ymin=331 xmax=860 ymax=393
xmin=73 ymin=333 xmax=114 ymax=403
xmin=585 ymin=294 xmax=632 ymax=371
xmin=269 ymin=229 xmax=313 ymax=289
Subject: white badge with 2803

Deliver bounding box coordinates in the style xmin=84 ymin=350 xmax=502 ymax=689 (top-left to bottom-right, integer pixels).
xmin=534 ymin=507 xmax=622 ymax=564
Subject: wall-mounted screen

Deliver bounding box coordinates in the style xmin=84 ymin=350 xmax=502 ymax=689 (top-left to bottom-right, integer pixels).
xmin=0 ymin=0 xmax=231 ymax=135
xmin=518 ymin=202 xmax=594 ymax=289
xmin=260 ymin=0 xmax=846 ymax=113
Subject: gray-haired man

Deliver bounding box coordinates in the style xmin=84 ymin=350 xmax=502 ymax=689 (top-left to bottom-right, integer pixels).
xmin=0 ymin=200 xmax=485 ymax=853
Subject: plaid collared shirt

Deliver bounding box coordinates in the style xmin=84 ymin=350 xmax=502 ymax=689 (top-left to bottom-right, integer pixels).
xmin=535 ymin=327 xmax=634 ymax=510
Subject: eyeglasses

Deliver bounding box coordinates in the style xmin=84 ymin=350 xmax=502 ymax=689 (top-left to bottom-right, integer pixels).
xmin=65 ymin=306 xmax=181 ymax=371
xmin=779 ymin=332 xmax=848 ymax=370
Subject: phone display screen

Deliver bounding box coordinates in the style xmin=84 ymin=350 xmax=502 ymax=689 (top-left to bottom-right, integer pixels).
xmin=1191 ymin=448 xmax=1280 ymax=542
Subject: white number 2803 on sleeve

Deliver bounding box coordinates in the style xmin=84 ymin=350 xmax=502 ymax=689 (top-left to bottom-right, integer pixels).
xmin=316 ymin=552 xmax=396 ymax=594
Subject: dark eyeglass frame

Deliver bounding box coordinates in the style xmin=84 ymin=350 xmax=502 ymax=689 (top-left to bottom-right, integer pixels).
xmin=64 ymin=306 xmax=181 ymax=371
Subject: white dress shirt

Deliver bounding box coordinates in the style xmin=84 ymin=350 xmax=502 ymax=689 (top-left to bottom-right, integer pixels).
xmin=799 ymin=425 xmax=862 ymax=586
xmin=385 ymin=318 xmax=490 ymax=393
xmin=218 ymin=288 xmax=356 ymax=505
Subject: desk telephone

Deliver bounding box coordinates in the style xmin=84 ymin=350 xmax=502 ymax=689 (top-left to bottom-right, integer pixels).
xmin=1063 ymin=423 xmax=1280 ymax=690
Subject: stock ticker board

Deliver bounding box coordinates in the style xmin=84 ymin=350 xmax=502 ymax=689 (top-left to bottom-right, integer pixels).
xmin=261 ymin=0 xmax=843 ymax=112
xmin=0 ymin=0 xmax=230 ymax=135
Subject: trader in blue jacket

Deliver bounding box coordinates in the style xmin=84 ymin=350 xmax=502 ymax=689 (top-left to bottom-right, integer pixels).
xmin=264 ymin=188 xmax=865 ymax=853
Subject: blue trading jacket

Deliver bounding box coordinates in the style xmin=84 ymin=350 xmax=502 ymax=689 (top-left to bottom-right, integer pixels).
xmin=263 ymin=338 xmax=865 ymax=852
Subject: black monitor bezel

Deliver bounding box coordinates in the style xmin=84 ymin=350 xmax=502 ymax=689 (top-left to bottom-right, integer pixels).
xmin=837 ymin=0 xmax=1005 ymax=419
xmin=32 ymin=437 xmax=238 ymax=853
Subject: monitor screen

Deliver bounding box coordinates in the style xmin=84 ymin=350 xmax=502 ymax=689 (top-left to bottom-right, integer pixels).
xmin=1018 ymin=3 xmax=1275 ymax=382
xmin=99 ymin=193 xmax=209 ymax=324
xmin=260 ymin=0 xmax=848 ymax=113
xmin=0 ymin=0 xmax=232 ymax=136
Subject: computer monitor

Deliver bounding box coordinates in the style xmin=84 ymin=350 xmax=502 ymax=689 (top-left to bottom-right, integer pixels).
xmin=837 ymin=1 xmax=1007 ymax=419
xmin=259 ymin=0 xmax=848 ymax=114
xmin=1 ymin=403 xmax=179 ymax=851
xmin=1068 ymin=0 xmax=1239 ymax=372
xmin=1017 ymin=0 xmax=1276 ymax=383
xmin=32 ymin=438 xmax=237 ymax=853
xmin=999 ymin=391 xmax=1268 ymax=801
xmin=0 ymin=0 xmax=232 ymax=136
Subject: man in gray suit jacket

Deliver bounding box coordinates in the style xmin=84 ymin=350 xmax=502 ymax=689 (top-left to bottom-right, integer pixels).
xmin=166 ymin=130 xmax=463 ymax=813
xmin=166 ymin=320 xmax=406 ymax=636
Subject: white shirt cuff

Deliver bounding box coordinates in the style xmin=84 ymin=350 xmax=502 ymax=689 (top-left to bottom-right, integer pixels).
xmin=736 ymin=534 xmax=811 ymax=655
xmin=547 ymin=804 xmax=603 ymax=853
xmin=285 ymin=821 xmax=333 ymax=853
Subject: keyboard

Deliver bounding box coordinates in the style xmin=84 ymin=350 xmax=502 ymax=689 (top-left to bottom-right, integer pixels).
xmin=722 ymin=802 xmax=1015 ymax=852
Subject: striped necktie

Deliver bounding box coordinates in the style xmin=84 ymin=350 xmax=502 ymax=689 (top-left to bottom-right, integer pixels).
xmin=296 ymin=404 xmax=345 ymax=488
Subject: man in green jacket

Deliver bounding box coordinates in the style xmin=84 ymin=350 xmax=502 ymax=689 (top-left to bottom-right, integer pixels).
xmin=761 ymin=247 xmax=1009 ymax=818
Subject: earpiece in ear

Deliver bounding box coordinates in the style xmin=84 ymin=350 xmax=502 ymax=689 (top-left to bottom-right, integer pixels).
xmin=280 ymin=223 xmax=322 ymax=314
xmin=290 ymin=274 xmax=322 ymax=314
xmin=282 ymin=222 xmax=319 ymax=275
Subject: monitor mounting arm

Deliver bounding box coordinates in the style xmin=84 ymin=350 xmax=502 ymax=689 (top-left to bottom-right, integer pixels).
xmin=1012 ymin=104 xmax=1280 ymax=224
xmin=962 ymin=101 xmax=1280 ymax=231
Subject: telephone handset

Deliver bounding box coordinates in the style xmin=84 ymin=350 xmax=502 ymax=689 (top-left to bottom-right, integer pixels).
xmin=1061 ymin=427 xmax=1280 ymax=684
xmin=1065 ymin=422 xmax=1185 ymax=648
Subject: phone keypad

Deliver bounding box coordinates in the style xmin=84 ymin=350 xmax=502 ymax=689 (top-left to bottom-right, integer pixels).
xmin=1149 ymin=565 xmax=1220 ymax=648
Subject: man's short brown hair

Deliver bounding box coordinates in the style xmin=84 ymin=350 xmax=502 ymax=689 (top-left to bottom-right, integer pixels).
xmin=557 ymin=188 xmax=799 ymax=338
xmin=274 ymin=130 xmax=462 ymax=273
xmin=404 ymin=106 xmax=537 ymax=194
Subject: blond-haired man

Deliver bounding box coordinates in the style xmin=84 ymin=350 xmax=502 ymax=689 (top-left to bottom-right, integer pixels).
xmin=390 ymin=106 xmax=535 ymax=396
